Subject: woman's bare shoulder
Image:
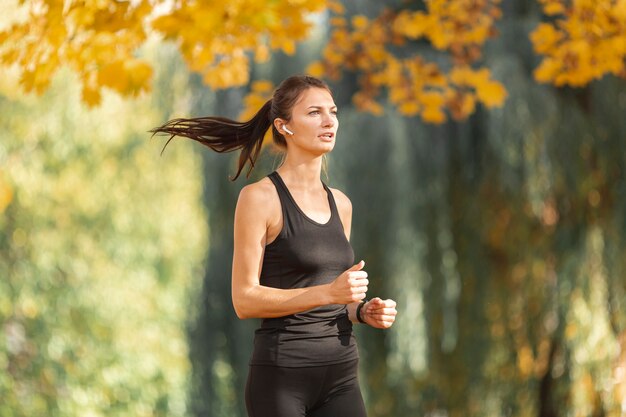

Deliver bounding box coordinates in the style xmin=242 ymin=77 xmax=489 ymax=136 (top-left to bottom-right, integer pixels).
xmin=236 ymin=176 xmax=280 ymax=215
xmin=329 ymin=187 xmax=352 ymax=214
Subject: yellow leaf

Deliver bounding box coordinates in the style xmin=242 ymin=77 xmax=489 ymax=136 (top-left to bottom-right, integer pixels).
xmin=476 ymin=80 xmax=507 ymax=107
xmin=534 ymin=57 xmax=561 ymax=83
xmin=307 ymin=61 xmax=325 ymax=77
xmin=614 ymin=0 xmax=626 ymax=21
xmin=399 ymin=101 xmax=420 ymax=115
xmin=322 ymin=48 xmax=345 ymax=65
xmin=543 ymin=1 xmax=565 ymax=16
xmin=359 ymin=99 xmax=384 ymax=115
xmin=422 ymin=106 xmax=446 ymax=123
xmin=606 ymin=57 xmax=625 ymax=75
xmin=251 ymin=80 xmax=274 ymax=93
xmin=419 ymin=91 xmax=445 ymax=107
xmin=67 ymin=6 xmax=95 ymax=28
xmin=610 ymin=37 xmax=626 ymax=55
xmin=20 ymin=69 xmax=51 ymax=94
xmin=194 ymin=8 xmax=223 ymax=33
xmin=190 ymin=48 xmax=216 ymax=72
xmin=449 ymin=66 xmax=475 ymax=86
xmin=366 ymin=45 xmax=387 ymax=64
xmin=283 ymin=40 xmax=296 ymax=55
xmin=126 ymin=59 xmax=153 ymax=94
xmin=331 ymin=28 xmax=349 ymax=43
xmin=98 ymin=61 xmax=129 ymax=93
xmin=393 ymin=12 xmax=427 ymax=39
xmin=530 ymin=23 xmax=563 ymax=54
xmin=270 ymin=37 xmax=296 ymax=55
xmin=82 ymin=84 xmax=102 ymax=107
xmin=352 ymin=15 xmax=369 ymax=30
xmin=389 ymin=86 xmax=408 ymax=104
xmin=47 ymin=24 xmax=67 ymax=47
xmin=570 ymin=39 xmax=591 ymax=61
xmin=330 ymin=17 xmax=347 ymax=27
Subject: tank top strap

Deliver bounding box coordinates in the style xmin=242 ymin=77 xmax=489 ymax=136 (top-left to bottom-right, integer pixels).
xmin=267 ymin=171 xmax=292 ymax=221
xmin=321 ymin=181 xmax=340 ymax=220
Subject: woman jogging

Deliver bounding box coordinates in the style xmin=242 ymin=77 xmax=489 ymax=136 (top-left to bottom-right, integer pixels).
xmin=150 ymin=74 xmax=398 ymax=417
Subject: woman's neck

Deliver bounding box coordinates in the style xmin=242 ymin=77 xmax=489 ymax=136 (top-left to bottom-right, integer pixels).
xmin=277 ymin=155 xmax=324 ymax=190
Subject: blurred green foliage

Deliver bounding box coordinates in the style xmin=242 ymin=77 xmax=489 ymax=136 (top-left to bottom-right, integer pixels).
xmin=0 ymin=44 xmax=208 ymax=416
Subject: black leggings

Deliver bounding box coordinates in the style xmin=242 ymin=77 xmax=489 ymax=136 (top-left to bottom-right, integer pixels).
xmin=245 ymin=359 xmax=367 ymax=417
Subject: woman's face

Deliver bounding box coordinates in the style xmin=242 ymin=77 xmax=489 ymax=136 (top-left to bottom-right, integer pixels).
xmin=278 ymin=87 xmax=338 ymax=156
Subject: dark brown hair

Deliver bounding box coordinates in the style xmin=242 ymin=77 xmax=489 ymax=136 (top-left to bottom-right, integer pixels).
xmin=149 ymin=75 xmax=332 ymax=180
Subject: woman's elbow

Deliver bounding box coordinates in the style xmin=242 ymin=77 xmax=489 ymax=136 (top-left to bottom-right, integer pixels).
xmin=232 ymin=292 xmax=254 ymax=319
xmin=233 ymin=305 xmax=251 ymax=320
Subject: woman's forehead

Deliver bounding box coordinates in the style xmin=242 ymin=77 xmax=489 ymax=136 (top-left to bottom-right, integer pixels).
xmin=294 ymin=88 xmax=336 ymax=108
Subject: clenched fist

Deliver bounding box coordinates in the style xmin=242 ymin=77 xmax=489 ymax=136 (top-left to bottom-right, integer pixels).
xmin=328 ymin=260 xmax=369 ymax=304
xmin=361 ymin=297 xmax=397 ymax=329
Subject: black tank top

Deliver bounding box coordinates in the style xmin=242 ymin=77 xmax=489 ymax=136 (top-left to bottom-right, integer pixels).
xmin=249 ymin=171 xmax=359 ymax=367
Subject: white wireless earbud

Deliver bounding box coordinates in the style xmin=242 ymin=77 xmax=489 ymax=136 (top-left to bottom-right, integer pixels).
xmin=283 ymin=126 xmax=294 ymax=135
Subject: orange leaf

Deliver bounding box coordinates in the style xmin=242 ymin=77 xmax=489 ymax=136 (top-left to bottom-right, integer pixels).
xmin=399 ymin=101 xmax=420 ymax=115
xmin=307 ymin=61 xmax=325 ymax=77
xmin=422 ymin=106 xmax=446 ymax=123
xmin=82 ymin=84 xmax=102 ymax=107
xmin=476 ymin=80 xmax=507 ymax=107
xmin=352 ymin=15 xmax=369 ymax=30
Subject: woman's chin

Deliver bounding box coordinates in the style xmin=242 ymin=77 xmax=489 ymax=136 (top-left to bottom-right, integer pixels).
xmin=317 ymin=142 xmax=335 ymax=154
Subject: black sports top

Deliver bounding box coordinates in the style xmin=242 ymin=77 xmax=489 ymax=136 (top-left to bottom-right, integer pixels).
xmin=249 ymin=171 xmax=359 ymax=367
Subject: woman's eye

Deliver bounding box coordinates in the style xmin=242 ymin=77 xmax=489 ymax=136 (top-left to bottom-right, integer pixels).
xmin=309 ymin=111 xmax=319 ymax=115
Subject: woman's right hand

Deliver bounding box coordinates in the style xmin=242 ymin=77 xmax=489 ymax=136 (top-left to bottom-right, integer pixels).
xmin=328 ymin=260 xmax=369 ymax=304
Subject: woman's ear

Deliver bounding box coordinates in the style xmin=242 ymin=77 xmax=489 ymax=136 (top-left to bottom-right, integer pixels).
xmin=273 ymin=118 xmax=290 ymax=136
xmin=273 ymin=118 xmax=283 ymax=131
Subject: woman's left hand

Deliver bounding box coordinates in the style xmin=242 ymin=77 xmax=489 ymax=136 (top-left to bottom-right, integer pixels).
xmin=363 ymin=297 xmax=397 ymax=329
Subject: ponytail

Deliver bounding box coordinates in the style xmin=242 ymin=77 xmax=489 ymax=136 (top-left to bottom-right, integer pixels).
xmin=150 ymin=75 xmax=332 ymax=181
xmin=149 ymin=99 xmax=273 ymax=181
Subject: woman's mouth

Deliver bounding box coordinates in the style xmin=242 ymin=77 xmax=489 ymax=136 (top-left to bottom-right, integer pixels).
xmin=319 ymin=132 xmax=334 ymax=142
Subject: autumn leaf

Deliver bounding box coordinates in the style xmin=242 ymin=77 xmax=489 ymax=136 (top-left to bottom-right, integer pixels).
xmin=422 ymin=106 xmax=446 ymax=123
xmin=351 ymin=15 xmax=369 ymax=30
xmin=530 ymin=23 xmax=563 ymax=54
xmin=311 ymin=1 xmax=505 ymax=123
xmin=0 ymin=0 xmax=330 ymax=106
xmin=399 ymin=101 xmax=420 ymax=115
xmin=534 ymin=57 xmax=560 ymax=83
xmin=475 ymin=80 xmax=507 ymax=107
xmin=82 ymin=84 xmax=102 ymax=107
xmin=543 ymin=0 xmax=565 ymax=16
xmin=306 ymin=61 xmax=326 ymax=77
xmin=98 ymin=61 xmax=129 ymax=93
xmin=531 ymin=0 xmax=626 ymax=86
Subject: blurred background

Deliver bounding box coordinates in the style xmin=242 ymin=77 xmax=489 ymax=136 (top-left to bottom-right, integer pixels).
xmin=1 ymin=0 xmax=625 ymax=416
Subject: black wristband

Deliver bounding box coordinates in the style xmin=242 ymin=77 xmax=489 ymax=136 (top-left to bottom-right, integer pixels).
xmin=356 ymin=299 xmax=368 ymax=323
